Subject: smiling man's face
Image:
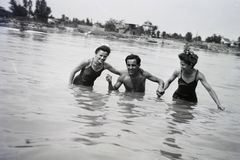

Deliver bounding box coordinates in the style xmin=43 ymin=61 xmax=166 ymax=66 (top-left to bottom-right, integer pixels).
xmin=126 ymin=59 xmax=140 ymax=76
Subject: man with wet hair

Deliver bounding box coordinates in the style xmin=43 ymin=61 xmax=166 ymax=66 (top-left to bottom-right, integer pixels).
xmin=106 ymin=54 xmax=164 ymax=96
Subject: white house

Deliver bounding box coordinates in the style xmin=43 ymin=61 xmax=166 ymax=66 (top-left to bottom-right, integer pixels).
xmin=142 ymin=21 xmax=153 ymax=31
xmin=221 ymin=37 xmax=231 ymax=45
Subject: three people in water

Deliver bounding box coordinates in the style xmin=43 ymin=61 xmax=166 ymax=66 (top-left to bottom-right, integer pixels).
xmin=69 ymin=44 xmax=225 ymax=110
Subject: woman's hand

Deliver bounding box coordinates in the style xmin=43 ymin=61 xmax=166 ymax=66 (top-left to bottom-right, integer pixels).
xmin=218 ymin=105 xmax=225 ymax=111
xmin=156 ymin=90 xmax=165 ymax=97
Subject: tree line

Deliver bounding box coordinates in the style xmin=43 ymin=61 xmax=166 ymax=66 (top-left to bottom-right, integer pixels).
xmin=4 ymin=0 xmax=240 ymax=45
xmin=9 ymin=0 xmax=51 ymax=22
xmin=3 ymin=0 xmax=204 ymax=42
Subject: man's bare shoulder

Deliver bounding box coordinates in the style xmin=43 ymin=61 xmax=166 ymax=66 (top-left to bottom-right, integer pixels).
xmin=140 ymin=68 xmax=153 ymax=78
xmin=141 ymin=69 xmax=149 ymax=75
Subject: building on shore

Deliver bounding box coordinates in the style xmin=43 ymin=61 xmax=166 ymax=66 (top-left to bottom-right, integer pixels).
xmin=221 ymin=37 xmax=231 ymax=46
xmin=118 ymin=23 xmax=139 ymax=35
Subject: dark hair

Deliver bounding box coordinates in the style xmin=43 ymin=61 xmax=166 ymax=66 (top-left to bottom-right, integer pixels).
xmin=178 ymin=51 xmax=198 ymax=68
xmin=125 ymin=54 xmax=141 ymax=65
xmin=95 ymin=45 xmax=111 ymax=55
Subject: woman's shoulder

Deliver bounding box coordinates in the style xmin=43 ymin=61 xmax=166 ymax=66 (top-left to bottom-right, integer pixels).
xmin=195 ymin=69 xmax=205 ymax=80
xmin=103 ymin=62 xmax=111 ymax=68
xmin=82 ymin=58 xmax=92 ymax=65
xmin=77 ymin=58 xmax=92 ymax=68
xmin=81 ymin=58 xmax=91 ymax=63
xmin=173 ymin=69 xmax=181 ymax=75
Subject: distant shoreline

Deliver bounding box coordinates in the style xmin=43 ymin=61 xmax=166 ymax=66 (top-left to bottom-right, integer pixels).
xmin=1 ymin=21 xmax=239 ymax=54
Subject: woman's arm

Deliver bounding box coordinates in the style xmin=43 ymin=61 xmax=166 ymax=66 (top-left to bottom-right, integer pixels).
xmin=105 ymin=63 xmax=123 ymax=75
xmin=69 ymin=59 xmax=89 ymax=85
xmin=198 ymin=71 xmax=225 ymax=110
xmin=163 ymin=70 xmax=179 ymax=90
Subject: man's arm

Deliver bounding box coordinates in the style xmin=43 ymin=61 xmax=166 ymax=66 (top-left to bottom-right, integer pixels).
xmin=143 ymin=71 xmax=165 ymax=96
xmin=106 ymin=74 xmax=124 ymax=90
xmin=198 ymin=71 xmax=225 ymax=110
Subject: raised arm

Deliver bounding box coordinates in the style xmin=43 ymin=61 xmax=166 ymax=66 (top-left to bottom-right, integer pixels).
xmin=69 ymin=59 xmax=89 ymax=85
xmin=163 ymin=70 xmax=179 ymax=91
xmin=198 ymin=71 xmax=225 ymax=110
xmin=106 ymin=74 xmax=124 ymax=90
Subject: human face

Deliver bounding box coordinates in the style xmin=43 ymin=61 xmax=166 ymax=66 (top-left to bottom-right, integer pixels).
xmin=180 ymin=60 xmax=191 ymax=70
xmin=95 ymin=50 xmax=109 ymax=63
xmin=126 ymin=59 xmax=140 ymax=75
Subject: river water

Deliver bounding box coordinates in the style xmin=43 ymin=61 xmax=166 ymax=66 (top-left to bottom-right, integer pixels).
xmin=0 ymin=27 xmax=240 ymax=160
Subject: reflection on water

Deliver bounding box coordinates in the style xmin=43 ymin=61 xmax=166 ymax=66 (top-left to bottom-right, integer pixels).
xmin=161 ymin=101 xmax=196 ymax=160
xmin=72 ymin=85 xmax=108 ymax=111
xmin=33 ymin=33 xmax=48 ymax=42
xmin=117 ymin=93 xmax=146 ymax=119
xmin=0 ymin=27 xmax=240 ymax=160
xmin=160 ymin=150 xmax=182 ymax=160
xmin=168 ymin=100 xmax=195 ymax=124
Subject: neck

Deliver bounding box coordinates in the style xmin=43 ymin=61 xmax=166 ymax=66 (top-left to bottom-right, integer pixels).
xmin=93 ymin=58 xmax=102 ymax=65
xmin=183 ymin=68 xmax=194 ymax=74
xmin=129 ymin=70 xmax=140 ymax=78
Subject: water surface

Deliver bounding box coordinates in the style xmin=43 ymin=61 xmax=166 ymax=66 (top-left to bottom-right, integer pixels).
xmin=0 ymin=27 xmax=240 ymax=160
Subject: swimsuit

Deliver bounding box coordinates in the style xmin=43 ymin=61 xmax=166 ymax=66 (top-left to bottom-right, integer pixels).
xmin=73 ymin=60 xmax=104 ymax=86
xmin=173 ymin=70 xmax=199 ymax=103
xmin=124 ymin=68 xmax=146 ymax=92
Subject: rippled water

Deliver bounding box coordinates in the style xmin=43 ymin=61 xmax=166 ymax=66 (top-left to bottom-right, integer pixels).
xmin=0 ymin=27 xmax=240 ymax=160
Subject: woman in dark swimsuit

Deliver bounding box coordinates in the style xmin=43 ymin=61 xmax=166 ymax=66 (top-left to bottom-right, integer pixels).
xmin=69 ymin=45 xmax=121 ymax=87
xmin=163 ymin=46 xmax=225 ymax=110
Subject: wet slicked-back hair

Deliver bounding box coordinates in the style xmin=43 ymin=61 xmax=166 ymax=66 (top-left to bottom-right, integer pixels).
xmin=95 ymin=45 xmax=111 ymax=55
xmin=178 ymin=51 xmax=198 ymax=68
xmin=125 ymin=54 xmax=141 ymax=65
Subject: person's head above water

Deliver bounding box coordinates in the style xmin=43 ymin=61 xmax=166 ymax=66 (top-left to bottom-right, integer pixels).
xmin=179 ymin=50 xmax=198 ymax=68
xmin=95 ymin=44 xmax=111 ymax=55
xmin=125 ymin=54 xmax=141 ymax=65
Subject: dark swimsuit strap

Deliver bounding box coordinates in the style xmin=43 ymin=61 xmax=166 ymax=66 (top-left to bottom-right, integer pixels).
xmin=84 ymin=58 xmax=94 ymax=69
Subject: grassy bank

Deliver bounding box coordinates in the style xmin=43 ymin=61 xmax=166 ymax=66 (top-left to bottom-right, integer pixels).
xmin=1 ymin=21 xmax=239 ymax=54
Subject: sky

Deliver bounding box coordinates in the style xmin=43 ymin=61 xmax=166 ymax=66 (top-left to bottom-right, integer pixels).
xmin=1 ymin=0 xmax=240 ymax=40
